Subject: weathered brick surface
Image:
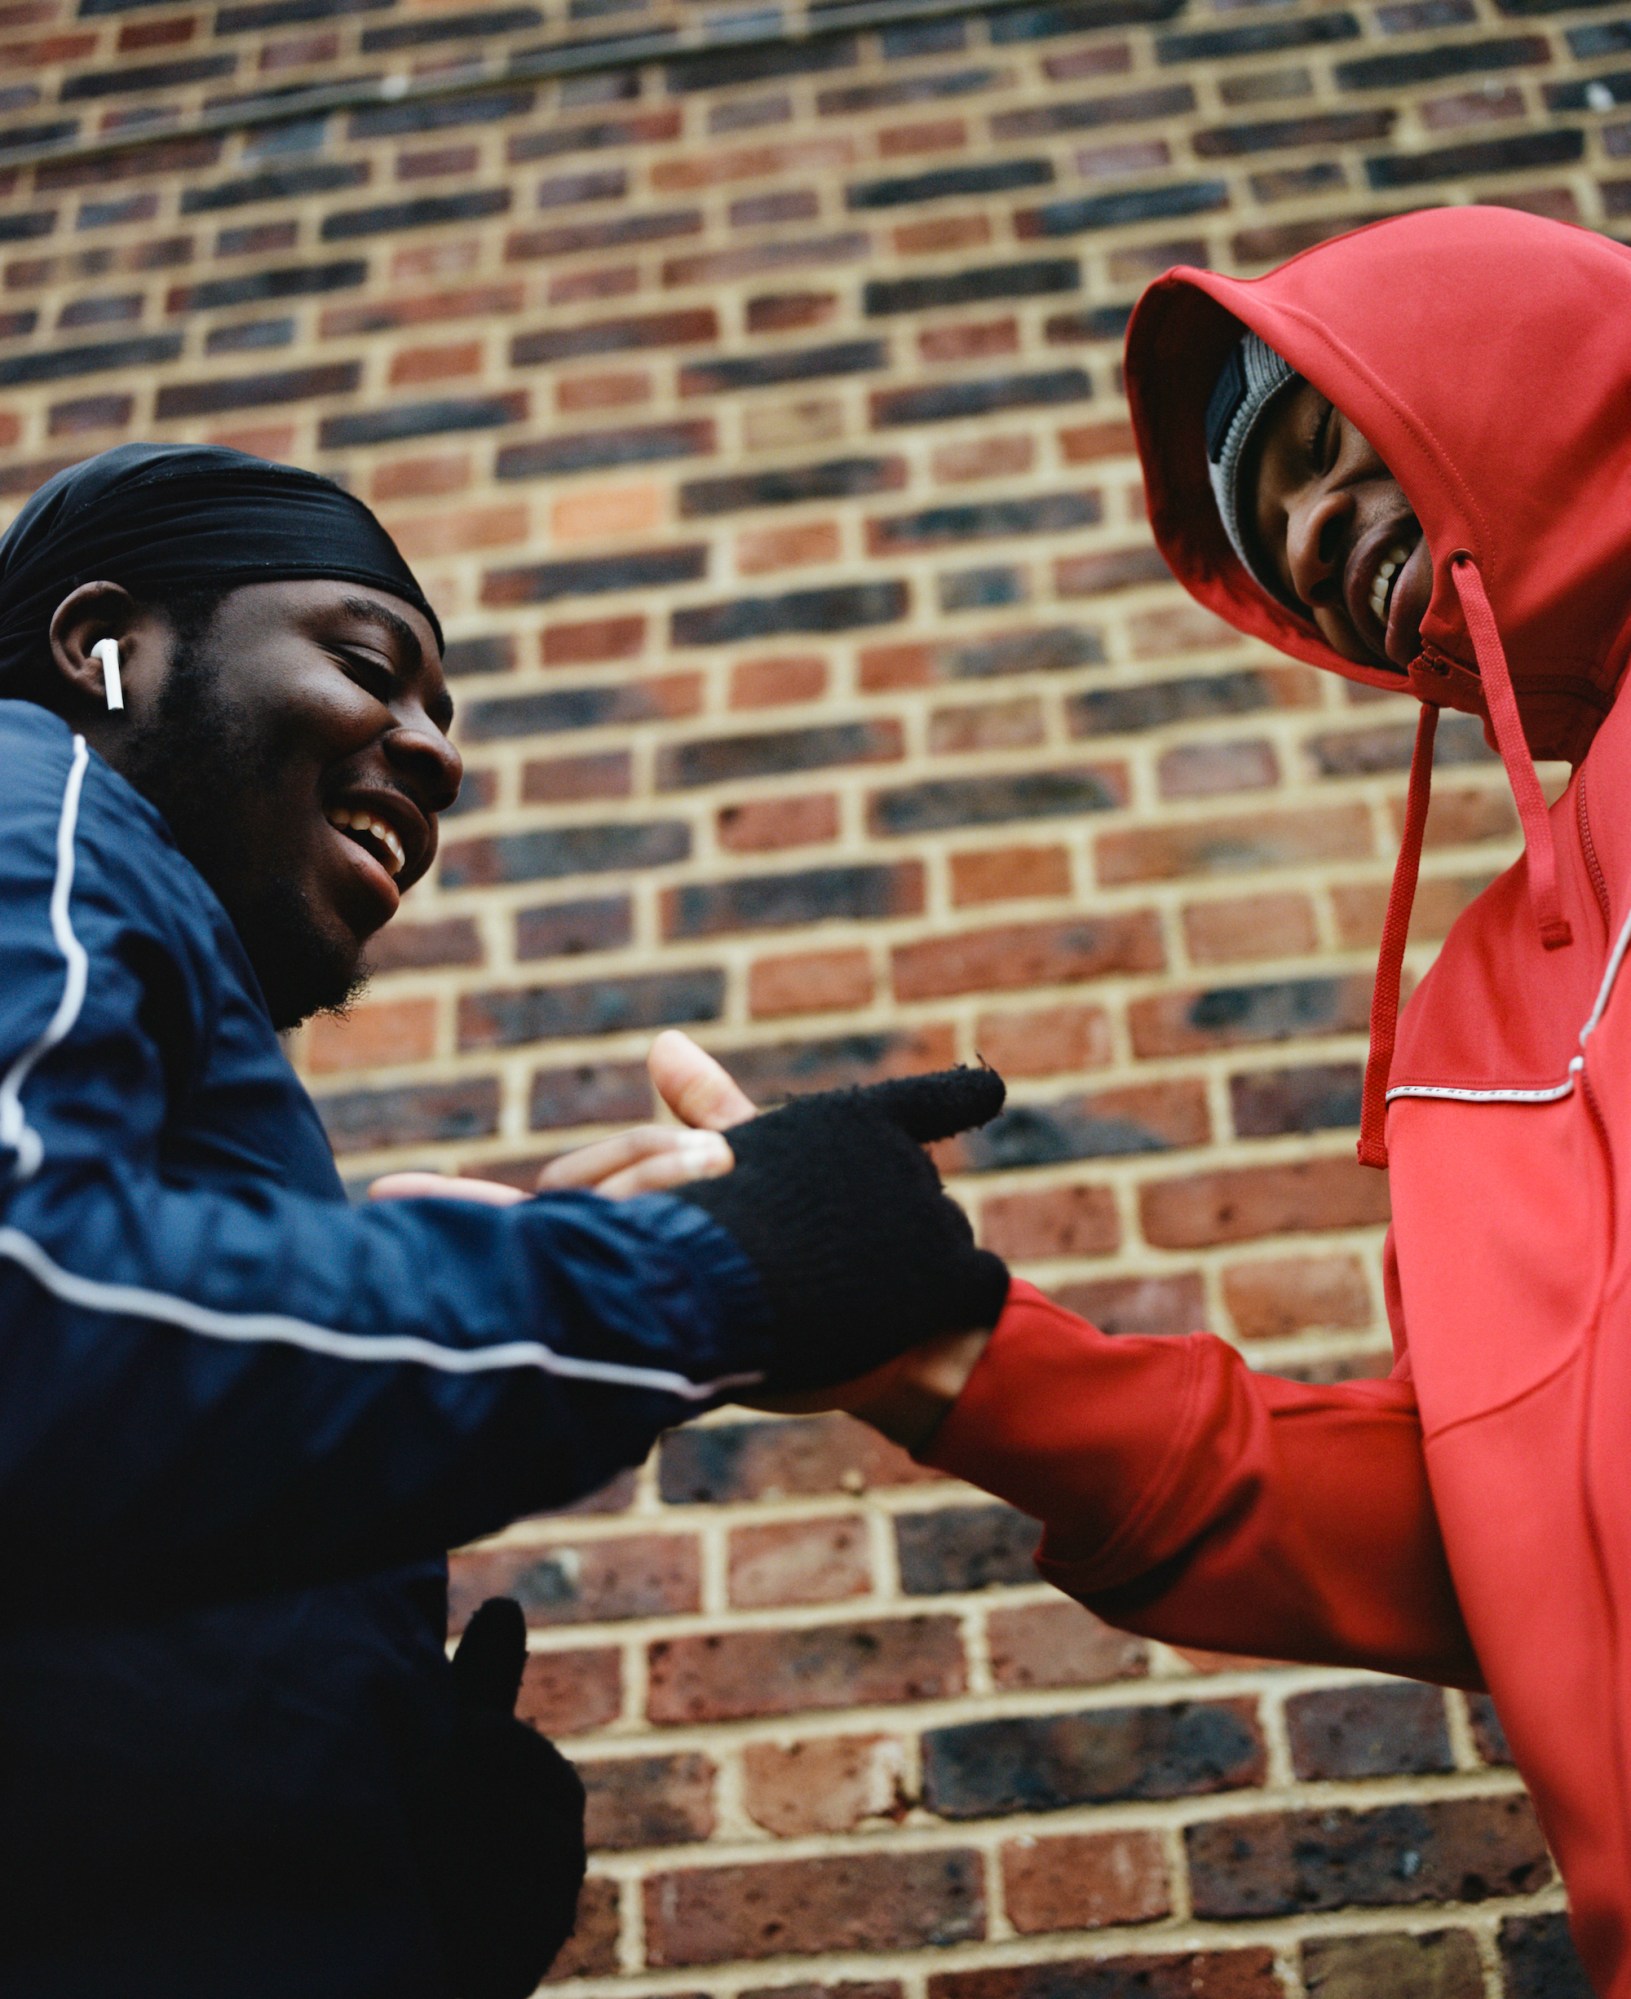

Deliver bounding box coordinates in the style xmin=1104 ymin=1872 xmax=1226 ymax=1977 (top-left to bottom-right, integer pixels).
xmin=4 ymin=0 xmax=1591 ymax=1984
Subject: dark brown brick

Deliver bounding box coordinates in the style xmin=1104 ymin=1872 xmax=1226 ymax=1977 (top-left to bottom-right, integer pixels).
xmin=580 ymin=1752 xmax=715 ymax=1850
xmin=1498 ymin=1914 xmax=1592 ymax=1999
xmin=459 ymin=967 xmax=725 ymax=1049
xmin=662 ymin=862 xmax=925 ymax=940
xmin=313 ymin=1077 xmax=499 ymax=1152
xmin=154 ymin=361 xmax=358 ymax=418
xmin=1302 ymin=1930 xmax=1483 ymax=1999
xmin=897 ymin=1503 xmax=1038 ymax=1594
xmin=1231 ymin=1062 xmax=1363 ymax=1137
xmin=529 ymin=1061 xmax=651 ymax=1131
xmin=951 ymin=1079 xmax=1210 ymax=1171
xmin=644 ymin=1848 xmax=984 ymax=1966
xmin=1189 ymin=1795 xmax=1552 ymax=1917
xmin=515 ymin=894 xmax=633 ymax=960
xmin=923 ymin=1700 xmax=1266 ymax=1817
xmin=869 ymin=764 xmax=1125 ymax=835
xmin=481 ymin=544 xmax=708 ymax=607
xmin=441 ymin=821 xmax=689 ymax=890
xmin=647 ymin=1616 xmax=966 ymax=1723
xmin=657 ymin=1412 xmax=933 ymax=1504
xmin=449 ymin=1531 xmax=701 ymax=1629
xmin=659 ymin=720 xmax=903 ymax=789
xmin=894 ymin=911 xmax=1165 ymax=1000
xmin=928 ymin=1948 xmax=1281 ymax=1999
xmin=672 ymin=582 xmax=909 ymax=647
xmin=1287 ymin=1683 xmax=1454 ymax=1781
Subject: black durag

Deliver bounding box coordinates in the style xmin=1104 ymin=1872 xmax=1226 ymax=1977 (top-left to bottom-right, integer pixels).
xmin=0 ymin=441 xmax=440 ymax=689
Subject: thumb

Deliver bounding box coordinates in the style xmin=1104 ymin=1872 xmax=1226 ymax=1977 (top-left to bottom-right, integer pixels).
xmin=862 ymin=1065 xmax=1007 ymax=1145
xmin=649 ymin=1030 xmax=757 ymax=1131
xmin=450 ymin=1597 xmax=527 ymax=1715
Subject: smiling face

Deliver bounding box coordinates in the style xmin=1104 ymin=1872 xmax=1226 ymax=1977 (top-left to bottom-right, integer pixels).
xmin=111 ymin=578 xmax=460 ymax=1028
xmin=1247 ymin=378 xmax=1434 ymax=674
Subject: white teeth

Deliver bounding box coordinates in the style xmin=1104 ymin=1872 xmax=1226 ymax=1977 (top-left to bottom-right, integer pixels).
xmin=1368 ymin=541 xmax=1411 ymax=628
xmin=325 ymin=806 xmax=406 ymax=877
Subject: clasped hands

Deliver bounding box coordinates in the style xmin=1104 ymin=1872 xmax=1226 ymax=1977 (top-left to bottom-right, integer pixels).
xmin=371 ymin=1032 xmax=1001 ymax=1452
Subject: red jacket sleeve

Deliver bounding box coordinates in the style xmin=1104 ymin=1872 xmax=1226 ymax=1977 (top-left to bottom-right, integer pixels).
xmin=923 ymin=1280 xmax=1481 ymax=1690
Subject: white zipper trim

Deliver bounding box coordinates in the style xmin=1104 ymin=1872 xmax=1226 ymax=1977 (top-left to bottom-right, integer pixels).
xmin=0 ymin=1228 xmax=761 ymax=1401
xmin=0 ymin=737 xmax=762 ymax=1403
xmin=0 ymin=736 xmax=90 ymax=1183
xmin=1387 ymin=900 xmax=1631 ymax=1108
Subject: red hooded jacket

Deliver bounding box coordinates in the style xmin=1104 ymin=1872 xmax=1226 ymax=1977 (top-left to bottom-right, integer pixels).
xmin=924 ymin=207 xmax=1631 ymax=1991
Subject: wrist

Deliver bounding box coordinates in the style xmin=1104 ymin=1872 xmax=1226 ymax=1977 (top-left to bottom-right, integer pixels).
xmin=851 ymin=1327 xmax=993 ymax=1454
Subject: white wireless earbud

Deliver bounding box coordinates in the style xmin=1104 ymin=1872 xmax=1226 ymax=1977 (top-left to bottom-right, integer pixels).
xmin=91 ymin=638 xmax=123 ymax=712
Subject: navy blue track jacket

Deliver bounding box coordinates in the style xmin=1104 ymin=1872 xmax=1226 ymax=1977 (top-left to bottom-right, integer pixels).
xmin=0 ymin=701 xmax=771 ymax=1996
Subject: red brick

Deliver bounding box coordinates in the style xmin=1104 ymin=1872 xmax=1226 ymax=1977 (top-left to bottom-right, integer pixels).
xmin=1002 ymin=1829 xmax=1170 ymax=1934
xmin=746 ymin=289 xmax=839 ymax=333
xmin=1098 ymin=804 xmax=1373 ymax=886
xmin=744 ymin=396 xmax=847 ymax=451
xmin=1330 ymin=871 xmax=1492 ymax=949
xmin=894 ymin=214 xmax=993 ymax=255
xmin=951 ymin=843 xmax=1071 ymax=906
xmin=717 ymin=794 xmax=840 ymax=853
xmin=449 ymin=1531 xmax=702 ymax=1629
xmin=1059 ymin=417 xmax=1138 ymax=462
xmin=1396 ymin=780 xmax=1517 ymax=850
xmin=1141 ymin=1158 xmax=1392 ymax=1249
xmin=521 ymin=749 xmax=633 ymax=804
xmin=987 ymin=1599 xmax=1150 ymax=1691
xmin=1053 ymin=1270 xmax=1207 ymax=1335
xmin=1422 ymin=86 xmax=1527 ymax=130
xmin=551 ymin=481 xmax=663 ymax=542
xmin=390 ymin=502 xmax=530 ymax=561
xmin=119 ymin=18 xmax=192 ymax=49
xmin=749 ymin=947 xmax=874 ymax=1019
xmin=973 ymin=1002 xmax=1112 ymax=1078
xmin=652 ymin=137 xmax=854 ymax=191
xmin=932 ymin=433 xmax=1036 ymax=483
xmin=879 ymin=117 xmax=969 ymax=156
xmin=728 ymin=1514 xmax=874 ymax=1607
xmin=920 ymin=317 xmax=1020 ymax=364
xmin=580 ymin=1751 xmax=715 ymax=1850
xmin=303 ymin=996 xmax=437 ymax=1074
xmin=646 ymin=1616 xmax=965 ymax=1724
xmin=979 ymin=1183 xmax=1120 ymax=1261
xmin=556 ymin=367 xmax=652 ymax=411
xmin=517 ymin=1646 xmax=624 ymax=1738
xmin=1185 ymin=891 xmax=1318 ymax=965
xmin=643 ymin=1848 xmax=983 ymax=1966
xmin=538 ymin=1876 xmax=619 ymax=1984
xmin=541 ymin=613 xmax=646 ymax=667
xmin=742 ymin=1734 xmax=908 ymax=1835
xmin=893 ymin=911 xmax=1164 ymax=1001
xmin=389 ymin=339 xmax=483 ymax=386
xmin=1159 ymin=737 xmax=1281 ymax=798
xmin=372 ymin=451 xmax=471 ymax=501
xmin=929 ymin=697 xmax=1046 ymax=755
xmin=1223 ymin=1253 xmax=1373 ymax=1341
xmin=738 ymin=519 xmax=842 ymax=574
xmin=398 ymin=145 xmax=482 ymax=184
xmin=730 ymin=653 xmax=829 ymax=708
xmin=1055 ymin=544 xmax=1172 ymax=595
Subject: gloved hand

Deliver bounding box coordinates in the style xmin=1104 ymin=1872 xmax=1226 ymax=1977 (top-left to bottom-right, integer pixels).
xmin=432 ymin=1597 xmax=588 ymax=1999
xmin=673 ymin=1065 xmax=1010 ymax=1391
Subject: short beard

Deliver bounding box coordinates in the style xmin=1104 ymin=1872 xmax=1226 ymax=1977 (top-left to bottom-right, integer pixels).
xmin=117 ymin=609 xmax=369 ymax=1031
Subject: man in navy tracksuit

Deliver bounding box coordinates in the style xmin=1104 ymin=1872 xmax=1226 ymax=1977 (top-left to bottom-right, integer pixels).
xmin=0 ymin=443 xmax=1009 ymax=1998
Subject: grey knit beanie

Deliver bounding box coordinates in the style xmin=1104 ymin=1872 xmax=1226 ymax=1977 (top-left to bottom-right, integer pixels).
xmin=1205 ymin=330 xmax=1300 ymax=592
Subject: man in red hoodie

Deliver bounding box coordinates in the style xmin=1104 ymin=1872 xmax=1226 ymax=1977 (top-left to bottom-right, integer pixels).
xmin=482 ymin=206 xmax=1626 ymax=1993
xmin=402 ymin=207 xmax=1631 ymax=1989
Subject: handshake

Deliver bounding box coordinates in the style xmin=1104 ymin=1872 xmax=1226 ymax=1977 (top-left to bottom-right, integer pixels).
xmin=375 ymin=1031 xmax=1011 ymax=1426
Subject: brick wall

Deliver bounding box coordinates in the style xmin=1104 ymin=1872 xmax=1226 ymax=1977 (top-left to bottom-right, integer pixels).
xmin=3 ymin=0 xmax=1621 ymax=1990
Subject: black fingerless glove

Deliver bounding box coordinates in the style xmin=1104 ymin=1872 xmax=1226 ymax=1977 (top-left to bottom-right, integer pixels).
xmin=429 ymin=1597 xmax=587 ymax=1999
xmin=674 ymin=1065 xmax=1011 ymax=1391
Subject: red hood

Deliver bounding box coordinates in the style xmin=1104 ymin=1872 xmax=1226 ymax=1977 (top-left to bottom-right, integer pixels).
xmin=1127 ymin=206 xmax=1631 ymax=767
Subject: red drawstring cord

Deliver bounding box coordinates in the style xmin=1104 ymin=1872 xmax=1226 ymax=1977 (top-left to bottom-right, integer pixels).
xmin=1453 ymin=554 xmax=1572 ymax=951
xmin=1357 ymin=554 xmax=1572 ymax=1169
xmin=1358 ymin=703 xmax=1437 ymax=1168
